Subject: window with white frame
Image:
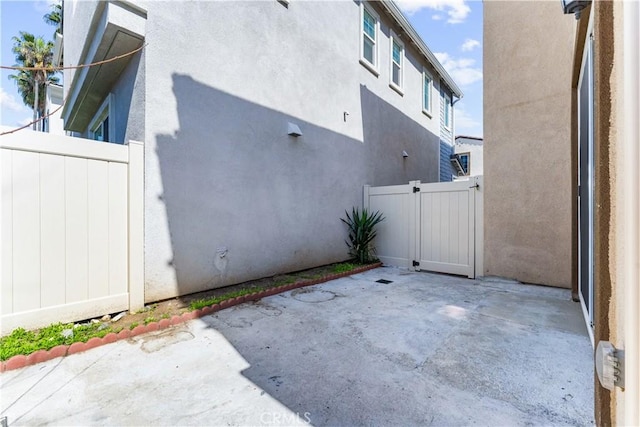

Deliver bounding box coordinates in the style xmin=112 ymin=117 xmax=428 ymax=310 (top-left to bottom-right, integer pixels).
xmin=360 ymin=2 xmax=379 ymax=74
xmin=389 ymin=32 xmax=404 ymax=93
xmin=444 ymin=92 xmax=452 ymax=130
xmin=89 ymin=94 xmax=113 ymax=143
xmin=458 ymin=152 xmax=470 ymax=175
xmin=422 ymin=69 xmax=433 ymax=115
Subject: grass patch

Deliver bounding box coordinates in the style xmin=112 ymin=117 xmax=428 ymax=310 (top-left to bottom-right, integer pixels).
xmin=332 ymin=262 xmax=356 ymax=273
xmin=0 ymin=260 xmax=379 ymax=362
xmin=0 ymin=322 xmax=112 ymax=361
xmin=189 ymin=287 xmax=264 ymax=311
xmin=273 ymin=276 xmax=297 ymax=287
xmin=299 ymin=273 xmax=323 ymax=280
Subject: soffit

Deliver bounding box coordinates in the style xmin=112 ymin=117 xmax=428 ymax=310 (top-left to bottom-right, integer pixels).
xmin=63 ymin=2 xmax=146 ymax=132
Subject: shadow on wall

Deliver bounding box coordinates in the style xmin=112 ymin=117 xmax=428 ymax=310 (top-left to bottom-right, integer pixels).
xmin=359 ymin=85 xmax=440 ymax=186
xmin=152 ymin=74 xmax=440 ymax=298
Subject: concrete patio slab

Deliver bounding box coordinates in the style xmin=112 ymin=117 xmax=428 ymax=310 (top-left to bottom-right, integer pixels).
xmin=0 ymin=267 xmax=594 ymax=426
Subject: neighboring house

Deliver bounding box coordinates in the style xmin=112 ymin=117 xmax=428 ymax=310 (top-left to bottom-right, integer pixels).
xmin=452 ymin=135 xmax=482 ymax=177
xmin=61 ymin=0 xmax=462 ymax=303
xmin=43 ymin=83 xmax=64 ymax=135
xmin=484 ymin=1 xmax=639 ymax=425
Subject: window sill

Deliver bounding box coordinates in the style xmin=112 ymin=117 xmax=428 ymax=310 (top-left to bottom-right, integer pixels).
xmin=359 ymin=59 xmax=380 ymax=77
xmin=422 ymin=109 xmax=432 ymax=118
xmin=389 ymin=83 xmax=404 ymax=96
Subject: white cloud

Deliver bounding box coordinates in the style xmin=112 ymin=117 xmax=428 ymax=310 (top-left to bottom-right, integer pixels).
xmin=33 ymin=0 xmax=58 ymax=14
xmin=461 ymin=38 xmax=481 ymax=52
xmin=432 ymin=14 xmax=443 ymax=20
xmin=454 ymin=107 xmax=482 ymax=133
xmin=434 ymin=52 xmax=483 ymax=86
xmin=396 ymin=0 xmax=471 ymax=24
xmin=0 ymin=88 xmax=29 ymax=113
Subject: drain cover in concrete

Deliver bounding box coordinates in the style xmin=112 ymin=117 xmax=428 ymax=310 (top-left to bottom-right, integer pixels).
xmin=375 ymin=279 xmax=394 ymax=284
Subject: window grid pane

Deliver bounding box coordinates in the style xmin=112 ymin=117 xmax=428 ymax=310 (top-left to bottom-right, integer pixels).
xmin=423 ymin=75 xmax=431 ymax=111
xmin=392 ymin=41 xmax=401 ymax=64
xmin=363 ymin=38 xmax=374 ymax=63
xmin=444 ymin=97 xmax=451 ymax=127
xmin=460 ymin=154 xmax=469 ymax=174
xmin=363 ymin=9 xmax=375 ymax=40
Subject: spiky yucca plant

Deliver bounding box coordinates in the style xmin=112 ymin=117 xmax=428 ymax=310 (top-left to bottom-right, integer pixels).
xmin=341 ymin=207 xmax=385 ymax=264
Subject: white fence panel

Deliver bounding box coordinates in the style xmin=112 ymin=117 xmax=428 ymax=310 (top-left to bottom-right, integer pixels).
xmin=365 ymin=177 xmax=483 ymax=279
xmin=0 ymin=128 xmax=144 ymax=334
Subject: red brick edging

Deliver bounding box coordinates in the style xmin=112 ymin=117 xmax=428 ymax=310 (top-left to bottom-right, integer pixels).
xmin=0 ymin=263 xmax=382 ymax=373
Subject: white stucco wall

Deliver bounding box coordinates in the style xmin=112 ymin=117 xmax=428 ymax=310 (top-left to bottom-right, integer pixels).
xmin=64 ymin=0 xmax=456 ymax=302
xmin=454 ymin=136 xmax=483 ymax=177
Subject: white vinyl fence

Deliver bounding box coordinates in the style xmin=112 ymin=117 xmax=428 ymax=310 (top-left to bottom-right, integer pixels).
xmin=0 ymin=128 xmax=143 ymax=334
xmin=365 ymin=177 xmax=483 ymax=278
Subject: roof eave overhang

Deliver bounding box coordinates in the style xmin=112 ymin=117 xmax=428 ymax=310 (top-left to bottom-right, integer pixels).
xmin=379 ymin=1 xmax=464 ymax=99
xmin=62 ymin=1 xmax=146 ymax=132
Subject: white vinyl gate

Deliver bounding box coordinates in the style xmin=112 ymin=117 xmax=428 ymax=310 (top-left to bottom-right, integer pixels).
xmin=364 ymin=177 xmax=483 ymax=278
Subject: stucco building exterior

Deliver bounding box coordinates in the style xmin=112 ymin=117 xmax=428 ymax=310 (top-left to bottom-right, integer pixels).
xmin=484 ymin=1 xmax=639 ymax=425
xmin=61 ymin=0 xmax=461 ymax=302
xmin=453 ymin=135 xmax=482 ymax=177
xmin=483 ymin=0 xmax=575 ymax=289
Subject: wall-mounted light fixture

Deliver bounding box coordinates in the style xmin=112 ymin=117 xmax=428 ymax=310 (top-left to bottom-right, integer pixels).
xmin=402 ymin=150 xmax=409 ymax=158
xmin=287 ymin=122 xmax=302 ymax=137
xmin=561 ymin=0 xmax=591 ymax=19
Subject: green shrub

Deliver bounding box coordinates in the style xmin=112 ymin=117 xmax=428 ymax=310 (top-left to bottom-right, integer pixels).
xmin=341 ymin=207 xmax=385 ymax=264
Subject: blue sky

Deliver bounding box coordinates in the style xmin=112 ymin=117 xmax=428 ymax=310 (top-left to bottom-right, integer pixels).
xmin=1 ymin=0 xmax=483 ymax=137
xmin=1 ymin=0 xmax=59 ymax=128
xmin=396 ymin=0 xmax=483 ymax=137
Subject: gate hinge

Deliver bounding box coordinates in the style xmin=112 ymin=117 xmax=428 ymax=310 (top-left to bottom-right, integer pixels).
xmin=413 ymin=186 xmax=420 ymax=193
xmin=412 ymin=260 xmax=420 ymax=267
xmin=595 ymin=341 xmax=625 ymax=390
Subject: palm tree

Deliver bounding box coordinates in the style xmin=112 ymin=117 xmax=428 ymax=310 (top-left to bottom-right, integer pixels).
xmin=44 ymin=1 xmax=63 ymax=37
xmin=9 ymin=32 xmax=58 ymax=131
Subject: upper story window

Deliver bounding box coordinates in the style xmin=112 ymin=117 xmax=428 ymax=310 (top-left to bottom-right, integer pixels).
xmin=360 ymin=2 xmax=379 ymax=75
xmin=91 ymin=116 xmax=109 ymax=142
xmin=88 ymin=94 xmax=114 ymax=143
xmin=423 ymin=69 xmax=433 ymax=115
xmin=389 ymin=31 xmax=404 ymax=94
xmin=444 ymin=92 xmax=452 ymax=130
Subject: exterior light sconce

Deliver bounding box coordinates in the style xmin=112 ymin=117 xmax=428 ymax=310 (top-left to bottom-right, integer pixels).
xmin=561 ymin=0 xmax=591 ymax=19
xmin=402 ymin=151 xmax=409 ymax=158
xmin=287 ymin=122 xmax=302 ymax=137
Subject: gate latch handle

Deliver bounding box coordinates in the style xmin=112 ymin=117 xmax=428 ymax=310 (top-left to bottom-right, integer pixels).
xmin=469 ymin=183 xmax=480 ymax=189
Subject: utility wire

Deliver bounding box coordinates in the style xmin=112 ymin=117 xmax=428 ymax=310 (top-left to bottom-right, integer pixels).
xmin=1 ymin=97 xmax=66 ymax=136
xmin=1 ymin=44 xmax=147 ymax=136
xmin=1 ymin=43 xmax=146 ymax=71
